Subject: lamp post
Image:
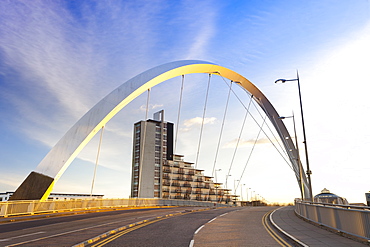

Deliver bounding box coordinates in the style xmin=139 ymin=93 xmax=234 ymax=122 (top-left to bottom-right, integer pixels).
xmin=241 ymin=184 xmax=245 ymax=201
xmin=234 ymin=179 xmax=239 ymax=204
xmin=279 ymin=114 xmax=304 ymax=200
xmin=225 ymin=174 xmax=231 ymax=189
xmin=247 ymin=187 xmax=251 ymax=202
xmin=215 ymin=169 xmax=221 ymax=202
xmin=275 ymin=72 xmax=313 ymax=201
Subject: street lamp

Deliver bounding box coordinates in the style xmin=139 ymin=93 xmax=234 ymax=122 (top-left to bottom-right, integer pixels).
xmin=247 ymin=187 xmax=251 ymax=202
xmin=275 ymin=72 xmax=313 ymax=201
xmin=241 ymin=184 xmax=245 ymax=201
xmin=215 ymin=169 xmax=221 ymax=202
xmin=279 ymin=114 xmax=304 ymax=200
xmin=225 ymin=174 xmax=231 ymax=189
xmin=234 ymin=179 xmax=239 ymax=204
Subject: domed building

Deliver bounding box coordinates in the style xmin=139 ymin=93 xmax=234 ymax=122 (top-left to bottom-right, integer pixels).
xmin=314 ymin=188 xmax=348 ymax=205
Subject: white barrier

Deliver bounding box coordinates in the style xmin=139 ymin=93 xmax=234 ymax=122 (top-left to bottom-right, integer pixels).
xmin=0 ymin=198 xmax=230 ymax=217
xmin=295 ymin=199 xmax=370 ymax=242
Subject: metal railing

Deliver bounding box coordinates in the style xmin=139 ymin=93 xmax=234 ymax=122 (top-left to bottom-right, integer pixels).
xmin=0 ymin=198 xmax=231 ymax=218
xmin=295 ymin=199 xmax=370 ymax=242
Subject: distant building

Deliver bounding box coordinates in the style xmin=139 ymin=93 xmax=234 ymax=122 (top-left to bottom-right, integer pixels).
xmin=314 ymin=188 xmax=348 ymax=205
xmin=0 ymin=192 xmax=104 ymax=202
xmin=130 ymin=110 xmax=232 ymax=202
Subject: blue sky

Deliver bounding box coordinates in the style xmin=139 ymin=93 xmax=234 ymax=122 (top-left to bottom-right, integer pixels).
xmin=1 ymin=0 xmax=369 ymax=203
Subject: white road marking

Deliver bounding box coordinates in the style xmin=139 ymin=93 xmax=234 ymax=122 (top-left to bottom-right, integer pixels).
xmin=189 ymin=239 xmax=195 ymax=247
xmin=207 ymin=217 xmax=217 ymax=223
xmin=6 ymin=209 xmax=192 ymax=246
xmin=0 ymin=231 xmax=45 ymax=242
xmin=270 ymin=208 xmax=310 ymax=247
xmin=194 ymin=225 xmax=204 ymax=235
xmin=219 ymin=212 xmax=229 ymax=217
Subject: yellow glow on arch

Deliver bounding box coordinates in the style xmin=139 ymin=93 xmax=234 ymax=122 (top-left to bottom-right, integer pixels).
xmin=29 ymin=60 xmax=308 ymax=201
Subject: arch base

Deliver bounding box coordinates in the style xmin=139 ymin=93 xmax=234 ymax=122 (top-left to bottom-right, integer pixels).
xmin=9 ymin=171 xmax=54 ymax=201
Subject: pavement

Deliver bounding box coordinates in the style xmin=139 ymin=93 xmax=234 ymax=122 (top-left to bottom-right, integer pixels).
xmin=271 ymin=206 xmax=369 ymax=246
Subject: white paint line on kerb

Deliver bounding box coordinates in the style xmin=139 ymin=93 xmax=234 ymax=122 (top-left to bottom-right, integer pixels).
xmin=194 ymin=225 xmax=204 ymax=235
xmin=189 ymin=239 xmax=195 ymax=247
xmin=270 ymin=208 xmax=309 ymax=247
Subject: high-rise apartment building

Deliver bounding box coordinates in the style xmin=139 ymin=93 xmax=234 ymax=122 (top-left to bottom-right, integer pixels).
xmin=131 ymin=110 xmax=231 ymax=203
xmin=131 ymin=110 xmax=173 ymax=198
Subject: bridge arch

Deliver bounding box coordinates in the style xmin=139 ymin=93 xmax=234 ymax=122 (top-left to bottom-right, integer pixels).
xmin=11 ymin=60 xmax=310 ymax=201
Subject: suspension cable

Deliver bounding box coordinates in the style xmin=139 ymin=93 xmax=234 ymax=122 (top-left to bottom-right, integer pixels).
xmin=191 ymin=74 xmax=212 ymax=201
xmin=251 ymin=100 xmax=290 ymax=161
xmin=174 ymin=75 xmax=185 ymax=154
xmin=225 ymin=94 xmax=254 ymax=189
xmin=235 ymin=115 xmax=267 ymax=191
xmin=211 ymin=80 xmax=233 ymax=177
xmin=194 ymin=74 xmax=212 ymax=168
xmin=138 ymin=89 xmax=151 ymax=197
xmin=216 ymin=73 xmax=294 ymax=171
xmin=90 ymin=125 xmax=104 ymax=197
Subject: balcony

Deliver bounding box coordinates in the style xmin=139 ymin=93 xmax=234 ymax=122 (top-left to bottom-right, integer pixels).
xmin=195 ymin=183 xmax=204 ymax=188
xmin=162 ymin=182 xmax=170 ymax=186
xmin=163 ymin=168 xmax=171 ymax=173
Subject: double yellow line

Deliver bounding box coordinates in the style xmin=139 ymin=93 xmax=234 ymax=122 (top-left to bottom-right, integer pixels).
xmin=90 ymin=217 xmax=165 ymax=247
xmin=90 ymin=211 xmax=194 ymax=247
xmin=262 ymin=210 xmax=292 ymax=247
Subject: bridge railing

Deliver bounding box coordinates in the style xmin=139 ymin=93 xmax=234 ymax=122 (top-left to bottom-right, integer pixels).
xmin=0 ymin=198 xmax=231 ymax=217
xmin=294 ymin=199 xmax=370 ymax=242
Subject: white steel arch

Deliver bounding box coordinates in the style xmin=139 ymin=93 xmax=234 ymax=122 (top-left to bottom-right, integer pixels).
xmin=11 ymin=60 xmax=310 ymax=201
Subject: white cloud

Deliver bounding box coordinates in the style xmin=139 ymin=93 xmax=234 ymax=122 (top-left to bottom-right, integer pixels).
xmin=183 ymin=117 xmax=217 ymax=127
xmin=223 ymin=138 xmax=271 ymax=148
xmin=139 ymin=104 xmax=164 ymax=112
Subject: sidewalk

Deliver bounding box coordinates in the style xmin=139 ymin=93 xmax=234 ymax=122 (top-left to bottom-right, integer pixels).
xmin=271 ymin=206 xmax=368 ymax=246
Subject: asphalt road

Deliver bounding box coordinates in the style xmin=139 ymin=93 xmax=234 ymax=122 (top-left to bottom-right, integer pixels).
xmin=0 ymin=207 xmax=200 ymax=246
xmin=0 ymin=206 xmax=303 ymax=247
xmin=89 ymin=207 xmax=241 ymax=247
xmin=193 ymin=206 xmax=285 ymax=246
